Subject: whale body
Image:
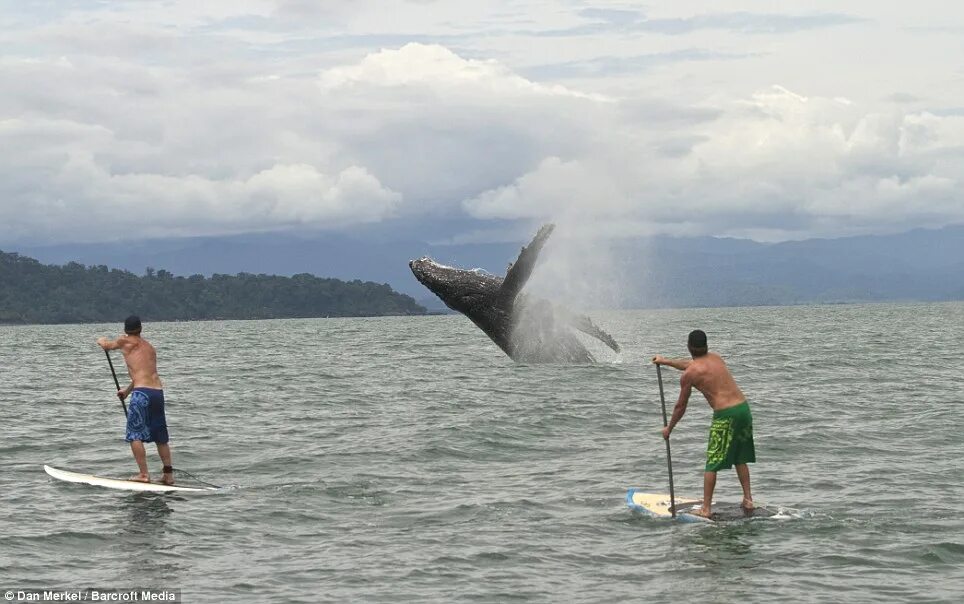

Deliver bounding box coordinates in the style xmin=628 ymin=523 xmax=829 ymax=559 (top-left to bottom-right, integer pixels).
xmin=409 ymin=224 xmax=619 ymax=363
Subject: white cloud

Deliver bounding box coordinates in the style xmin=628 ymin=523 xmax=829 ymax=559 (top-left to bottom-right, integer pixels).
xmin=310 ymin=43 xmax=613 ymax=206
xmin=320 ymin=43 xmax=607 ymax=101
xmin=463 ymin=156 xmax=626 ymax=220
xmin=680 ymin=87 xmax=964 ymax=226
xmin=461 ymin=85 xmax=964 ymax=239
xmin=0 ymin=131 xmax=401 ymax=242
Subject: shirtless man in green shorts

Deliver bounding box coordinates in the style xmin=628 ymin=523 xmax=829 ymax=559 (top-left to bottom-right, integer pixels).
xmin=653 ymin=329 xmax=755 ymax=518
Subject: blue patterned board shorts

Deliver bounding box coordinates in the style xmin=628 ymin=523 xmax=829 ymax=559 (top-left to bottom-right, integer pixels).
xmin=125 ymin=388 xmax=169 ymax=444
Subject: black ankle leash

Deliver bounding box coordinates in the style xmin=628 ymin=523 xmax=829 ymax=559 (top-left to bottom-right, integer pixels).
xmin=162 ymin=466 xmax=222 ymax=489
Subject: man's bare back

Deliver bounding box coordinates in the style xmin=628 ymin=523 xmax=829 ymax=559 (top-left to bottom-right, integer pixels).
xmin=119 ymin=335 xmax=162 ymax=390
xmin=97 ymin=334 xmax=163 ymax=390
xmin=681 ymin=352 xmax=745 ymax=411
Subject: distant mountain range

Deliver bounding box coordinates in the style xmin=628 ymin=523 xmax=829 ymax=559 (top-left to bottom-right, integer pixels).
xmin=621 ymin=226 xmax=964 ymax=307
xmin=9 ymin=225 xmax=964 ymax=310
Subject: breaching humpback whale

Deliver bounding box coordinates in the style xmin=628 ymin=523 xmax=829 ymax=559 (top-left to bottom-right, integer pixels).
xmin=409 ymin=224 xmax=620 ymax=363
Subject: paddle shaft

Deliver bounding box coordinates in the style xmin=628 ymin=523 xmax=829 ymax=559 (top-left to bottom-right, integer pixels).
xmin=104 ymin=350 xmax=128 ymax=416
xmin=656 ymin=364 xmax=677 ymax=518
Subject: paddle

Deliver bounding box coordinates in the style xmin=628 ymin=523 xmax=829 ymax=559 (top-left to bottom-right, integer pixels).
xmin=104 ymin=350 xmax=128 ymax=416
xmin=656 ymin=364 xmax=677 ymax=518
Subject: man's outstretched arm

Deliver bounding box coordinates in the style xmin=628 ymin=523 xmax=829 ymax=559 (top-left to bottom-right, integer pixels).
xmin=97 ymin=335 xmax=127 ymax=351
xmin=652 ymin=355 xmax=691 ymax=371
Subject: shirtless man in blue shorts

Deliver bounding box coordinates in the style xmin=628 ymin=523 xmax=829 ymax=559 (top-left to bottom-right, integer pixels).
xmin=97 ymin=316 xmax=174 ymax=484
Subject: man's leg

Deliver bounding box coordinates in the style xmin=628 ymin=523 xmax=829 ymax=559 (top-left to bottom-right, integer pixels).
xmin=700 ymin=471 xmax=717 ymax=517
xmin=735 ymin=464 xmax=753 ymax=510
xmin=156 ymin=443 xmax=174 ymax=485
xmin=130 ymin=441 xmax=149 ymax=482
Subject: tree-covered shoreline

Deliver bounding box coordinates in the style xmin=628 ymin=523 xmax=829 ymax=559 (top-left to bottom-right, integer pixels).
xmin=0 ymin=251 xmax=426 ymax=325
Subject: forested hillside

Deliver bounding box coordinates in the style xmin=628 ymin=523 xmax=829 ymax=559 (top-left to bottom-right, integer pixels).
xmin=0 ymin=251 xmax=426 ymax=324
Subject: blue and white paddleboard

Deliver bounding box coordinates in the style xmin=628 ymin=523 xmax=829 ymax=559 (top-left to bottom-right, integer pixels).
xmin=626 ymin=488 xmax=711 ymax=523
xmin=626 ymin=488 xmax=782 ymax=523
xmin=44 ymin=465 xmax=218 ymax=493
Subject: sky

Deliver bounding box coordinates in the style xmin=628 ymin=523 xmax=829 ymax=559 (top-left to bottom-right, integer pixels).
xmin=1 ymin=0 xmax=963 ymax=246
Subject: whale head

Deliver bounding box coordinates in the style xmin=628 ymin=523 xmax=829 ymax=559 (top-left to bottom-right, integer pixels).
xmin=409 ymin=257 xmax=504 ymax=314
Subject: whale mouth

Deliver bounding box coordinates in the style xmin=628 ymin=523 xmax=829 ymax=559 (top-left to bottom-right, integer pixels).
xmin=409 ymin=257 xmax=455 ymax=293
xmin=409 ymin=257 xmax=439 ymax=284
xmin=410 ymin=257 xmax=453 ymax=270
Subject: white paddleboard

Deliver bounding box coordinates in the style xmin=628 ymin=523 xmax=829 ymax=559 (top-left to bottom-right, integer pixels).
xmin=44 ymin=465 xmax=217 ymax=493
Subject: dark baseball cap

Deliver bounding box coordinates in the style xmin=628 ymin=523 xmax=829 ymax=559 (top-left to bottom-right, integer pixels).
xmin=124 ymin=315 xmax=142 ymax=334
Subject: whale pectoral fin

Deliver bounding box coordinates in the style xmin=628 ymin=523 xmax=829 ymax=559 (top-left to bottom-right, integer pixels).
xmin=500 ymin=223 xmax=555 ymax=302
xmin=567 ymin=312 xmax=621 ymax=353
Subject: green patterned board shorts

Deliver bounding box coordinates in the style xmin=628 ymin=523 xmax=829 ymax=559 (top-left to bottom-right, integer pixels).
xmin=705 ymin=401 xmax=756 ymax=472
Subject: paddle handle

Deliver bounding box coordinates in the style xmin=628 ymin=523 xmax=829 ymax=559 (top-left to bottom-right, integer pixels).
xmin=656 ymin=364 xmax=677 ymax=518
xmin=105 ymin=350 xmax=128 ymax=417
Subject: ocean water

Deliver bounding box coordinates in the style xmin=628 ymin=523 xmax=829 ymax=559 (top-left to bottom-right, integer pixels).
xmin=1 ymin=303 xmax=962 ymax=603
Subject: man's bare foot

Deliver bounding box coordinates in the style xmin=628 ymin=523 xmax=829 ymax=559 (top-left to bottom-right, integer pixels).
xmin=694 ymin=507 xmax=712 ymax=518
xmin=160 ymin=472 xmax=175 ymax=486
xmin=129 ymin=473 xmax=150 ymax=483
xmin=741 ymin=497 xmax=755 ymax=511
